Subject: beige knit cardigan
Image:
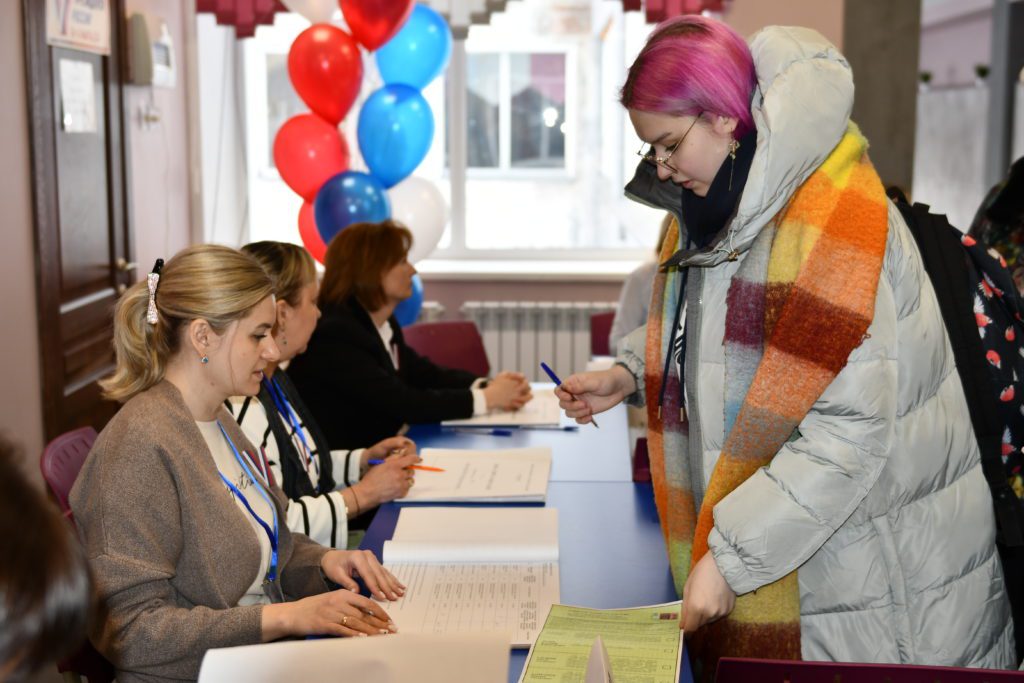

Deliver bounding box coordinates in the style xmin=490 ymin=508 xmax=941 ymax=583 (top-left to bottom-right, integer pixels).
xmin=70 ymin=380 xmax=330 ymax=683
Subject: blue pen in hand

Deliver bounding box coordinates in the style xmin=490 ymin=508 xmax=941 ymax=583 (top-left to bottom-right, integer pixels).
xmin=540 ymin=362 xmax=600 ymax=429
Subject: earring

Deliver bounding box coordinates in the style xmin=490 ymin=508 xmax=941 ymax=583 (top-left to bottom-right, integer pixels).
xmin=201 ymin=355 xmax=209 ymax=365
xmin=727 ymin=139 xmax=740 ymax=192
xmin=281 ymin=334 xmax=288 ymax=347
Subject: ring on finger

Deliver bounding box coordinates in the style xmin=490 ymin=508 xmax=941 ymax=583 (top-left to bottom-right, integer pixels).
xmin=342 ymin=615 xmax=349 ymax=626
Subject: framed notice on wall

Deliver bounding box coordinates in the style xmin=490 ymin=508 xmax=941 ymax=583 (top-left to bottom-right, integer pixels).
xmin=47 ymin=0 xmax=111 ymax=55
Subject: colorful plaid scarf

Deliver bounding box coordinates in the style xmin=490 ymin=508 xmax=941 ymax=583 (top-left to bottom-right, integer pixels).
xmin=644 ymin=124 xmax=888 ymax=675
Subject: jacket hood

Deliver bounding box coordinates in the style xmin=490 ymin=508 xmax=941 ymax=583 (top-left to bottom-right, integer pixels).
xmin=625 ymin=25 xmax=854 ymax=268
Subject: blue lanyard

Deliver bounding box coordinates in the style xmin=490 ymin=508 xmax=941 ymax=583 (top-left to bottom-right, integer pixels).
xmin=216 ymin=421 xmax=279 ymax=583
xmin=263 ymin=377 xmax=319 ymax=490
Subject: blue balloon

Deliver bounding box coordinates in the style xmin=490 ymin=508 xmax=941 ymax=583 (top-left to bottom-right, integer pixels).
xmin=357 ymin=85 xmax=434 ymax=189
xmin=394 ymin=274 xmax=424 ymax=327
xmin=313 ymin=171 xmax=391 ymax=244
xmin=376 ymin=4 xmax=452 ymax=90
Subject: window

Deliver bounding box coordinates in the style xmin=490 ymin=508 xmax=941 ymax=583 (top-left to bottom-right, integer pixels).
xmin=510 ymin=53 xmax=566 ymax=169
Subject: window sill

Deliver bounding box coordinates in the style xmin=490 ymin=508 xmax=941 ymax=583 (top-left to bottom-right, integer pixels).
xmin=416 ymin=259 xmax=642 ymax=281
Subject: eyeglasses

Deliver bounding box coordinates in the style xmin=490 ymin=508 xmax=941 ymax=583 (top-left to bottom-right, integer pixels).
xmin=637 ymin=112 xmax=703 ymax=174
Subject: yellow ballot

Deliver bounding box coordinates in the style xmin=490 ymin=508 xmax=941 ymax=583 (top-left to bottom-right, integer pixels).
xmin=519 ymin=602 xmax=684 ymax=683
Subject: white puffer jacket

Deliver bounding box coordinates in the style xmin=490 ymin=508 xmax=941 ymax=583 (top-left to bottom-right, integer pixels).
xmin=619 ymin=26 xmax=1015 ymax=666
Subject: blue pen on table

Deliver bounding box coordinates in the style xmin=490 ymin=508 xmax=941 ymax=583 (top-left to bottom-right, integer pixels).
xmin=443 ymin=426 xmax=515 ymax=437
xmin=520 ymin=425 xmax=579 ymax=432
xmin=540 ymin=361 xmax=599 ymax=429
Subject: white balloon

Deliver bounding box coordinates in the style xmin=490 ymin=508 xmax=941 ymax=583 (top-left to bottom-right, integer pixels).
xmin=389 ymin=176 xmax=449 ymax=264
xmin=280 ymin=0 xmax=338 ymax=24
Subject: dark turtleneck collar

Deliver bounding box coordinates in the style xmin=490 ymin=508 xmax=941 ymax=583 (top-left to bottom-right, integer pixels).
xmin=679 ymin=128 xmax=758 ymax=249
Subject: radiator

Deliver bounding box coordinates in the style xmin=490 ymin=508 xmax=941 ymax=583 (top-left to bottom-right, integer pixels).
xmin=460 ymin=301 xmax=617 ymax=381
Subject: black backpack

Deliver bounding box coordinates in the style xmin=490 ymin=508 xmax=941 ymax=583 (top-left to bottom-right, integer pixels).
xmin=898 ymin=200 xmax=1024 ymax=545
xmin=898 ymin=200 xmax=1024 ymax=662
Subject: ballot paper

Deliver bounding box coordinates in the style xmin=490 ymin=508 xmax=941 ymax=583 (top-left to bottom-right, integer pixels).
xmin=398 ymin=447 xmax=552 ymax=503
xmin=377 ymin=507 xmax=561 ymax=648
xmin=198 ymin=632 xmax=509 ymax=683
xmin=519 ymin=602 xmax=684 ymax=683
xmin=443 ymin=388 xmax=562 ymax=427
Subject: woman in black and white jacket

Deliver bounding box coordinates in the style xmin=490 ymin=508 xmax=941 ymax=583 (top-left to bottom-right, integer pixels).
xmin=229 ymin=241 xmax=420 ymax=548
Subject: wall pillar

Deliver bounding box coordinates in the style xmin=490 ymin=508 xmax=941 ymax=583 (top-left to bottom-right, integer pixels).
xmin=842 ymin=0 xmax=922 ymax=192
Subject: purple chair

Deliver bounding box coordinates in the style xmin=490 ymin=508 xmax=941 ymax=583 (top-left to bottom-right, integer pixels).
xmin=716 ymin=658 xmax=1024 ymax=682
xmin=590 ymin=311 xmax=614 ymax=357
xmin=40 ymin=427 xmax=115 ymax=683
xmin=403 ymin=320 xmax=491 ymax=378
xmin=40 ymin=426 xmax=97 ymax=517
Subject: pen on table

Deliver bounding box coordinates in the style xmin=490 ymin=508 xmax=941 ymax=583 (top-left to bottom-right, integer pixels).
xmin=520 ymin=425 xmax=579 ymax=432
xmin=367 ymin=459 xmax=446 ymax=472
xmin=540 ymin=361 xmax=599 ymax=429
xmin=444 ymin=426 xmax=515 ymax=437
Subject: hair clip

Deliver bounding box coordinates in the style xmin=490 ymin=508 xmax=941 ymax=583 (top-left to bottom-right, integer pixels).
xmin=146 ymin=259 xmax=164 ymax=325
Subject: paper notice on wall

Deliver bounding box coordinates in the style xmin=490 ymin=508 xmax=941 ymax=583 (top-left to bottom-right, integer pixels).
xmin=59 ymin=59 xmax=97 ymax=134
xmin=47 ymin=0 xmax=111 ymax=55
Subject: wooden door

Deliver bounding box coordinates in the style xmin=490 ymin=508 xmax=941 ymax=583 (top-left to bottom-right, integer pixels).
xmin=23 ymin=0 xmax=133 ymax=440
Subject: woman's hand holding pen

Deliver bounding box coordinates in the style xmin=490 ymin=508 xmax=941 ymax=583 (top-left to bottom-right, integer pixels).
xmin=484 ymin=371 xmax=532 ymax=410
xmin=261 ymin=549 xmax=404 ymax=641
xmin=261 ymin=585 xmax=397 ymax=641
xmin=554 ymin=366 xmax=636 ymax=424
xmin=356 ymin=451 xmax=421 ymax=506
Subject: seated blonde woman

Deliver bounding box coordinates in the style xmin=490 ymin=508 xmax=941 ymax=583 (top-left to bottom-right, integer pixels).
xmin=70 ymin=245 xmax=404 ymax=683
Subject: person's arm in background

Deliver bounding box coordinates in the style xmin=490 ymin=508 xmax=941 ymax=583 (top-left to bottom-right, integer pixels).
xmin=609 ymin=260 xmax=657 ymax=356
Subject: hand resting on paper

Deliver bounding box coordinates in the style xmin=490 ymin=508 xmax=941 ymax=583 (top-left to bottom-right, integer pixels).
xmin=321 ymin=549 xmax=405 ymax=602
xmin=680 ymin=553 xmax=736 ymax=633
xmin=554 ymin=366 xmax=636 ymax=425
xmin=260 ymin=586 xmax=397 ymax=641
xmin=484 ymin=371 xmax=533 ymax=411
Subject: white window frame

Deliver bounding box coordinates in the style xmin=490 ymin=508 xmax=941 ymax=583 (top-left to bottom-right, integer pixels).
xmin=427 ymin=36 xmax=649 ymax=266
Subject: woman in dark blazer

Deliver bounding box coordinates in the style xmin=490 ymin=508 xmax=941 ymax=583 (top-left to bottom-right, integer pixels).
xmin=288 ymin=220 xmax=531 ymax=449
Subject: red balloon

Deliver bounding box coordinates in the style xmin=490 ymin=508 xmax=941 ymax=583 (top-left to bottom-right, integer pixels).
xmin=298 ymin=201 xmax=327 ymax=263
xmin=340 ymin=0 xmax=414 ymax=51
xmin=273 ymin=113 xmax=350 ymax=202
xmin=288 ymin=24 xmax=363 ymax=125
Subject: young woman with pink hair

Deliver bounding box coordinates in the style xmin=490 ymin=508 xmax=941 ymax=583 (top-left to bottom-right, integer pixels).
xmin=556 ymin=15 xmax=1016 ymax=675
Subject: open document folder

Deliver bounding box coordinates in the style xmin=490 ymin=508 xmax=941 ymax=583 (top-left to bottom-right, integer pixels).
xmin=399 ymin=447 xmax=552 ymax=503
xmin=519 ymin=602 xmax=684 ymax=683
xmin=376 ymin=507 xmax=561 ymax=648
xmin=198 ymin=632 xmax=509 ymax=683
xmin=442 ymin=388 xmax=562 ymax=427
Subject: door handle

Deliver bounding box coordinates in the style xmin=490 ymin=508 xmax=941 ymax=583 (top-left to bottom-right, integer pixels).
xmin=116 ymin=258 xmax=137 ymax=272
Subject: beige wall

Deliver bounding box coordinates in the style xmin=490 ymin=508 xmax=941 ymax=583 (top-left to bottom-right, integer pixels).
xmin=0 ymin=0 xmax=46 ymax=481
xmin=723 ymin=0 xmax=844 ymax=48
xmin=123 ymin=0 xmax=194 ymax=278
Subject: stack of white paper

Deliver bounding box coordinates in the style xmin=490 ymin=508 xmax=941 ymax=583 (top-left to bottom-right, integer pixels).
xmin=399 ymin=447 xmax=552 ymax=503
xmin=198 ymin=632 xmax=509 ymax=683
xmin=442 ymin=389 xmax=562 ymax=427
xmin=378 ymin=507 xmax=561 ymax=648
